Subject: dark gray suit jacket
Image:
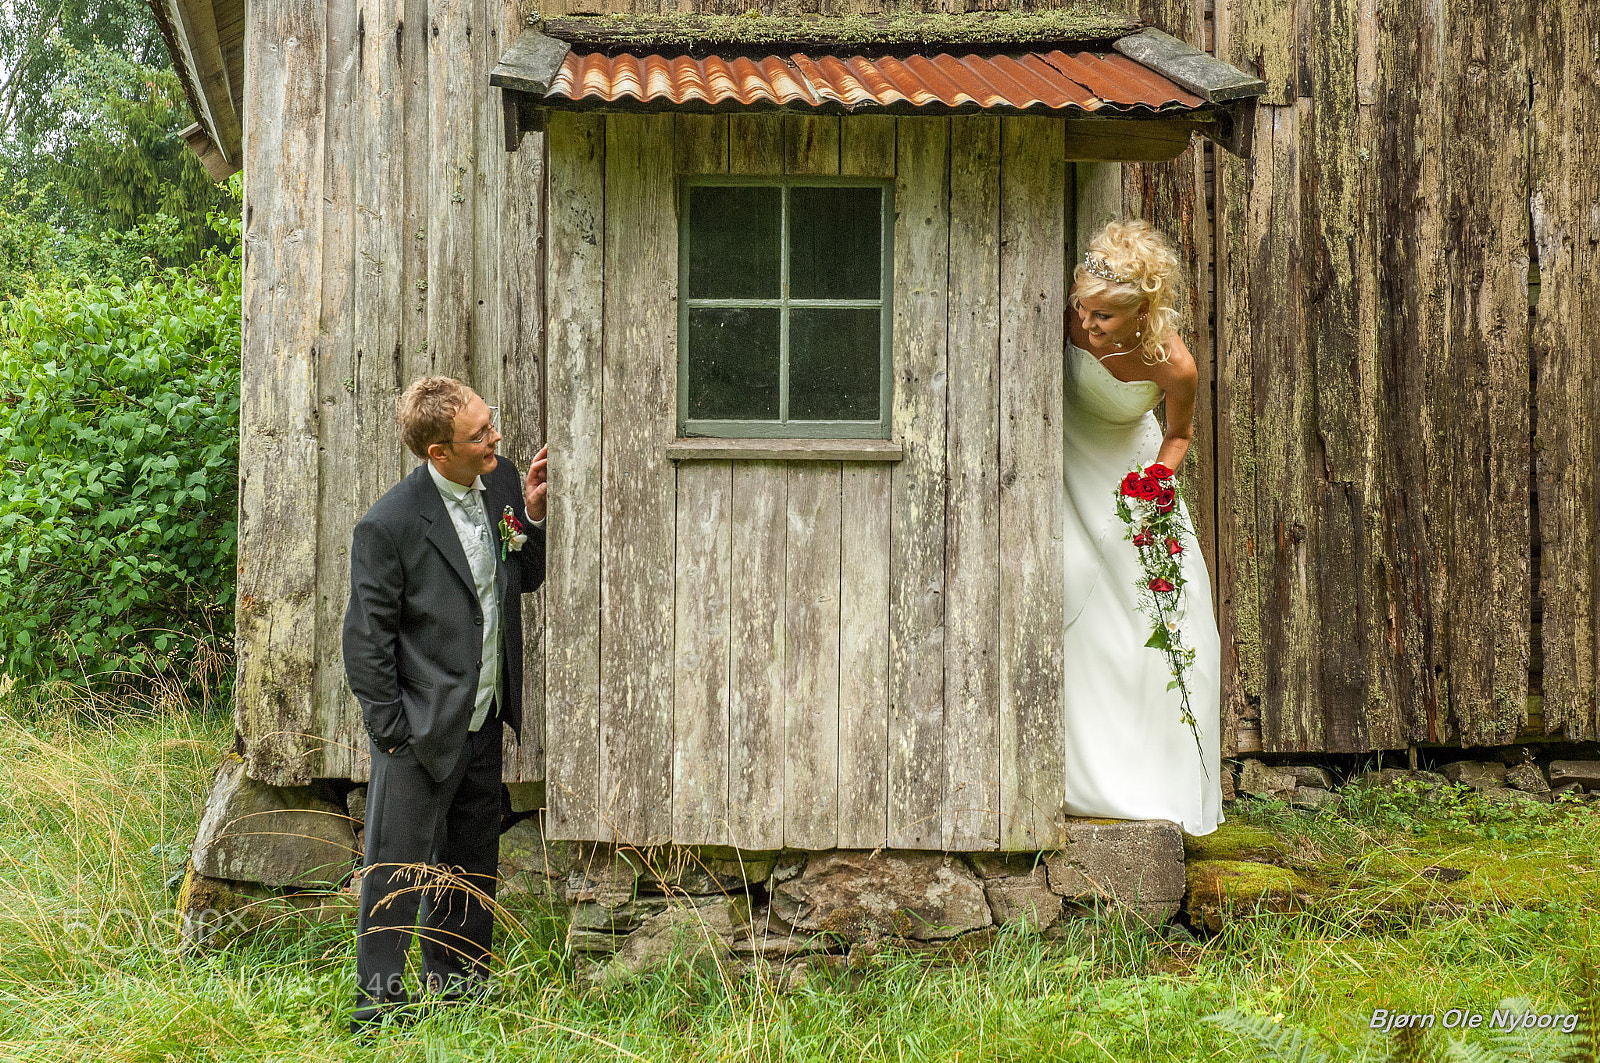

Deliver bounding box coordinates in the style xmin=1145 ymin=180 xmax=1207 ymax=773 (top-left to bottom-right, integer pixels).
xmin=342 ymin=456 xmax=547 ymax=782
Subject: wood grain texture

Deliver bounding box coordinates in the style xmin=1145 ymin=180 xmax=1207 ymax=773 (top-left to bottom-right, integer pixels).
xmin=838 ymin=464 xmax=891 ymax=848
xmin=784 ymin=464 xmax=843 ymax=848
xmin=1296 ymin=0 xmax=1389 ymax=753
xmin=786 ymin=114 xmax=841 ymax=174
xmin=399 ymin=0 xmax=430 ymax=389
xmin=675 ymin=113 xmax=729 ymax=174
xmin=425 ymin=0 xmax=473 ymax=382
xmin=1531 ymin=0 xmax=1600 ymax=740
xmin=943 ymin=115 xmax=1001 ymax=851
xmin=840 ymin=114 xmax=897 ymax=178
xmin=544 ymin=110 xmax=606 ymax=839
xmin=501 ymin=0 xmax=549 ymax=784
xmin=236 ymin=0 xmax=327 ymax=786
xmin=599 ymin=112 xmax=677 ymax=846
xmin=312 ymin=0 xmax=360 ymax=781
xmin=673 ymin=462 xmax=734 ymax=844
xmin=727 ymin=462 xmax=787 ymax=851
xmin=887 ymin=117 xmax=949 ymax=850
xmin=1435 ymin=0 xmax=1530 ymax=746
xmin=729 ymin=112 xmax=785 ymax=174
xmin=997 ymin=116 xmax=1065 ymax=849
xmin=1371 ymin=3 xmax=1443 ymax=747
xmin=346 ymin=0 xmax=411 ymax=784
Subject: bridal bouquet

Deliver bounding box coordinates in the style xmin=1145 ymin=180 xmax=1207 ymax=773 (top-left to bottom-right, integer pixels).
xmin=1115 ymin=461 xmax=1207 ymax=775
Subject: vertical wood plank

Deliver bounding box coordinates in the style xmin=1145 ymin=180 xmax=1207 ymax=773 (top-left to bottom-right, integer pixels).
xmin=1531 ymin=0 xmax=1600 ymax=740
xmin=674 ymin=463 xmax=733 ymax=845
xmin=544 ymin=110 xmax=606 ymax=839
xmin=836 ymin=119 xmax=895 ymax=850
xmin=729 ymin=113 xmax=785 ymax=173
xmin=838 ymin=464 xmax=891 ymax=848
xmin=347 ymin=0 xmax=411 ymax=784
xmin=943 ymin=115 xmax=1001 ymax=851
xmin=1297 ymin=0 xmax=1390 ymax=752
xmin=313 ymin=0 xmax=360 ymax=782
xmin=840 ymin=114 xmax=897 ymax=178
xmin=501 ymin=0 xmax=549 ymax=783
xmin=1211 ymin=116 xmax=1263 ymax=755
xmin=425 ymin=0 xmax=474 ymax=382
xmin=997 ymin=115 xmax=1065 ymax=850
xmin=784 ymin=465 xmax=842 ymax=849
xmin=785 ymin=115 xmax=840 ymax=174
xmin=675 ymin=113 xmax=729 ymax=174
xmin=599 ymin=112 xmax=677 ymax=846
xmin=728 ymin=463 xmax=787 ymax=850
xmin=669 ymin=106 xmax=733 ymax=840
xmin=236 ymin=3 xmax=327 ymax=786
xmin=887 ymin=116 xmax=949 ymax=850
xmin=399 ymin=0 xmax=430 ymax=388
xmin=1248 ymin=103 xmax=1322 ymax=753
xmin=1073 ymin=161 xmax=1123 ymax=254
xmin=1436 ymin=0 xmax=1531 ymax=746
xmin=472 ymin=0 xmax=505 ymax=409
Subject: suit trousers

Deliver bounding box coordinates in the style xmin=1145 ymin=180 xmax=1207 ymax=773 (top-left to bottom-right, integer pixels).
xmin=355 ymin=711 xmax=503 ymax=1005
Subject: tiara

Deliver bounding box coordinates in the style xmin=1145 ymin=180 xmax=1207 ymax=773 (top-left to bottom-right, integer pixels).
xmin=1082 ymin=252 xmax=1136 ymax=285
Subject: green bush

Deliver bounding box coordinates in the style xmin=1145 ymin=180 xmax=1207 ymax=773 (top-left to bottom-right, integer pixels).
xmin=0 ymin=210 xmax=240 ymax=692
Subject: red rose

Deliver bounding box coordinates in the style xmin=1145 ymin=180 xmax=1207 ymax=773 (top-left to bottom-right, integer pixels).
xmin=1146 ymin=462 xmax=1175 ymax=481
xmin=1136 ymin=476 xmax=1161 ymax=501
xmin=1132 ymin=529 xmax=1154 ymax=547
xmin=1120 ymin=471 xmax=1142 ymax=497
xmin=1166 ymin=537 xmax=1183 ymax=556
xmin=1149 ymin=577 xmax=1175 ymax=593
xmin=1155 ymin=488 xmax=1176 ymax=512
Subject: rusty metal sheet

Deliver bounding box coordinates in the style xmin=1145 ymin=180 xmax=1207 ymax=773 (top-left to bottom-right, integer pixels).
xmin=546 ymin=48 xmax=1207 ymax=114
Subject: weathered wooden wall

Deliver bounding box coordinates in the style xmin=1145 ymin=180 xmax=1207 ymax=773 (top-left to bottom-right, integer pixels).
xmin=238 ymin=0 xmax=546 ymax=785
xmin=543 ymin=112 xmax=1072 ymax=850
xmin=235 ymin=0 xmax=1600 ymax=803
xmin=1123 ymin=0 xmax=1600 ymax=753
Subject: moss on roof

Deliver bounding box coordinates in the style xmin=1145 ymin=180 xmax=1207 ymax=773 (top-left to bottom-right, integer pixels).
xmin=535 ymin=8 xmax=1140 ymax=52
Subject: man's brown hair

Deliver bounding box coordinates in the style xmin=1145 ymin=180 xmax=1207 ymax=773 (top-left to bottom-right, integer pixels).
xmin=396 ymin=376 xmax=471 ymax=459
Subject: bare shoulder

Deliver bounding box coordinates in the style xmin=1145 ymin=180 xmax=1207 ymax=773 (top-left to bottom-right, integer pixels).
xmin=1151 ymin=334 xmax=1198 ymax=390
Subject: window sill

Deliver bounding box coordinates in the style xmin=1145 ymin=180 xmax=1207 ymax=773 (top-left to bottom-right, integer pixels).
xmin=666 ymin=438 xmax=903 ymax=462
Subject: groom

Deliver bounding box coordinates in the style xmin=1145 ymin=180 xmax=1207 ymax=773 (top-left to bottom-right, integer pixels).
xmin=342 ymin=375 xmax=547 ymax=1033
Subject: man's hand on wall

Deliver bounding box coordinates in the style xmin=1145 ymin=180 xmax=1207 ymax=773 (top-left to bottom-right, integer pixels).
xmin=525 ymin=444 xmax=548 ymax=522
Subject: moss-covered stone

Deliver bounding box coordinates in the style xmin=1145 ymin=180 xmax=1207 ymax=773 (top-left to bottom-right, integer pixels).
xmin=536 ymin=8 xmax=1138 ymax=52
xmin=1184 ymin=859 xmax=1308 ymax=932
xmin=1183 ymin=821 xmax=1290 ymax=862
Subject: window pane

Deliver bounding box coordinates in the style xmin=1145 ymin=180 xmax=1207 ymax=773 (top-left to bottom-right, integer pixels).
xmin=687 ymin=186 xmax=781 ymax=299
xmin=789 ymin=186 xmax=882 ymax=300
xmin=789 ymin=308 xmax=881 ymax=421
xmin=686 ymin=307 xmax=781 ymax=420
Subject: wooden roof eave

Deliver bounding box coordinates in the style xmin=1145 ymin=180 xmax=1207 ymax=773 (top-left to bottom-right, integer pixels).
xmin=149 ymin=0 xmax=244 ymax=180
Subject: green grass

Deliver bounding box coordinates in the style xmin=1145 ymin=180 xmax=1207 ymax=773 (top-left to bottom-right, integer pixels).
xmin=1 ymin=685 xmax=1598 ymax=1061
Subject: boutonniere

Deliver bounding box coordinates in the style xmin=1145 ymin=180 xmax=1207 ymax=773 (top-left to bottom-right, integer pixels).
xmin=499 ymin=506 xmax=527 ymax=561
xmin=1115 ymin=461 xmax=1207 ymax=778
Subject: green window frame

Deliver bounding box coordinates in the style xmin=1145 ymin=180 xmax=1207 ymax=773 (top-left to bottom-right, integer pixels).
xmin=677 ymin=176 xmax=894 ymax=439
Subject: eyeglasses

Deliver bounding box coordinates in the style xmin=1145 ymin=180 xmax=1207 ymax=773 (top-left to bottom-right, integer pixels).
xmin=447 ymin=405 xmax=500 ymax=447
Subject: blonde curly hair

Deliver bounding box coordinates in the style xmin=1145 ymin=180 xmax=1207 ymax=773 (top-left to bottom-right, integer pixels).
xmin=1070 ymin=218 xmax=1185 ymax=365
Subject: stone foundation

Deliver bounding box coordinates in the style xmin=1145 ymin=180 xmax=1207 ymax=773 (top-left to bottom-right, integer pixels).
xmin=494 ymin=816 xmax=1187 ymax=978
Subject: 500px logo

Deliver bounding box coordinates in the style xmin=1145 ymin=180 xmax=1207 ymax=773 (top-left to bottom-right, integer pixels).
xmin=62 ymin=907 xmax=249 ymax=951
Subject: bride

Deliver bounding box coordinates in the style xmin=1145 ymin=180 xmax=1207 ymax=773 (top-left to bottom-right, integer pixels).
xmin=1060 ymin=218 xmax=1224 ymax=837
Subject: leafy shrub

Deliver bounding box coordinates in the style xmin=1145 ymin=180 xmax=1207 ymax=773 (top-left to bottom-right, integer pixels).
xmin=0 ymin=209 xmax=240 ymax=692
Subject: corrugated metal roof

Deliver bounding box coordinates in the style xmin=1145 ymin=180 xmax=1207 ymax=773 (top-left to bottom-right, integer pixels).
xmin=545 ymin=49 xmax=1206 ymax=115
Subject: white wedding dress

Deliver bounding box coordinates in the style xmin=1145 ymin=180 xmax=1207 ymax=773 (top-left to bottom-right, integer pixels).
xmin=1060 ymin=340 xmax=1225 ymax=836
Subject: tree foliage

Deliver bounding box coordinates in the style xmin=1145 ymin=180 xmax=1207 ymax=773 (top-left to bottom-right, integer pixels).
xmin=0 ymin=207 xmax=241 ymax=692
xmin=3 ymin=1 xmax=237 ymax=267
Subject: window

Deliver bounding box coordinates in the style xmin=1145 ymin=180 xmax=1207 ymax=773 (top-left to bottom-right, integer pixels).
xmin=678 ymin=178 xmax=893 ymax=439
